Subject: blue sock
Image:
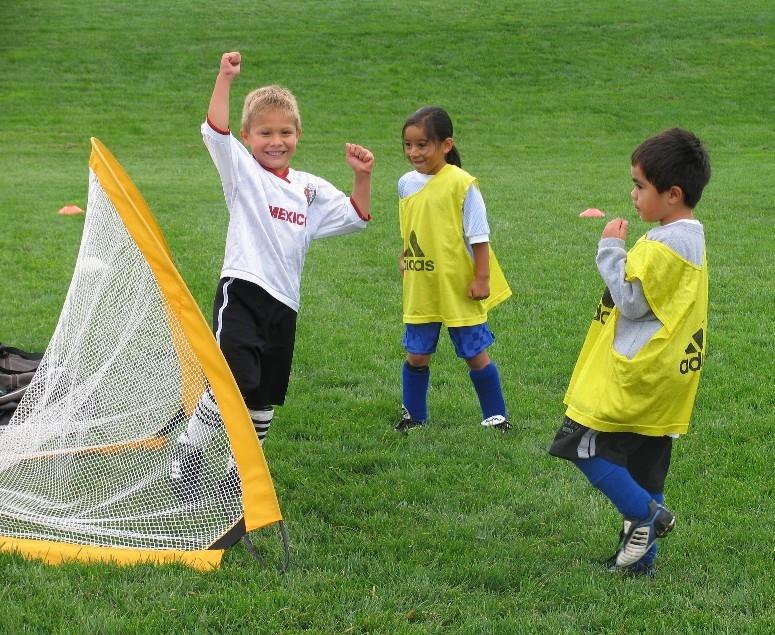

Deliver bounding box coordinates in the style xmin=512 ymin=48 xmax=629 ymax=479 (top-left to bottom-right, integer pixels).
xmin=573 ymin=458 xmax=652 ymax=521
xmin=402 ymin=361 xmax=429 ymax=422
xmin=640 ymin=491 xmax=665 ymax=564
xmin=469 ymin=362 xmax=507 ymax=419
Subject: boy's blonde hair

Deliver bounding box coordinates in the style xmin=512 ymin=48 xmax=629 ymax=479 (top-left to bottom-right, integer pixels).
xmin=241 ymin=85 xmax=301 ymax=133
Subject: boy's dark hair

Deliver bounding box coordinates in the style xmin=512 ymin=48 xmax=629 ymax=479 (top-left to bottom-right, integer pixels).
xmin=631 ymin=128 xmax=711 ymax=208
xmin=402 ymin=106 xmax=462 ymax=167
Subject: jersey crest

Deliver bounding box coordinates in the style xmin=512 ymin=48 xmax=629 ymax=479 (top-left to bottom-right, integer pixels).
xmin=304 ymin=183 xmax=317 ymax=207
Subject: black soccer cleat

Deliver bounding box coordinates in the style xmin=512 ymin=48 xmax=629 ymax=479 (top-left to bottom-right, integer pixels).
xmin=395 ymin=406 xmax=426 ymax=434
xmin=611 ymin=500 xmax=675 ymax=568
xmin=605 ymin=553 xmax=657 ymax=577
xmin=480 ymin=415 xmax=512 ymax=432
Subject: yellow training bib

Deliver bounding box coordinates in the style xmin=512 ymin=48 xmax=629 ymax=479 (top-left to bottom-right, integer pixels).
xmin=564 ymin=237 xmax=708 ymax=436
xmin=399 ymin=164 xmax=511 ymax=326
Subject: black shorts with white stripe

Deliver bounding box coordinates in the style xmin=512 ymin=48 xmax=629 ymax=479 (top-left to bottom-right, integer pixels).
xmin=213 ymin=277 xmax=298 ymax=409
xmin=549 ymin=416 xmax=673 ymax=493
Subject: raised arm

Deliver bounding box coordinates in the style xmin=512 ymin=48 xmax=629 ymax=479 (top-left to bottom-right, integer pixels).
xmin=207 ymin=52 xmax=241 ymax=132
xmin=345 ymin=143 xmax=374 ymax=218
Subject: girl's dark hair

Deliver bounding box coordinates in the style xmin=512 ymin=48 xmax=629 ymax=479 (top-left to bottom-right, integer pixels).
xmin=402 ymin=106 xmax=461 ymax=167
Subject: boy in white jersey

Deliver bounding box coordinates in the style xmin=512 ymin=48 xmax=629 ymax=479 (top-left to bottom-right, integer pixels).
xmin=550 ymin=128 xmax=711 ymax=576
xmin=170 ymin=51 xmax=374 ymax=500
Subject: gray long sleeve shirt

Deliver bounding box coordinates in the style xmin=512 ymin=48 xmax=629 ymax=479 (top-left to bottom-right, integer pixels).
xmin=596 ymin=219 xmax=705 ymax=359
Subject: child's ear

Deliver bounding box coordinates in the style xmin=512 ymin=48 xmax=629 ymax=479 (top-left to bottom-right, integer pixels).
xmin=441 ymin=137 xmax=454 ymax=154
xmin=239 ymin=128 xmax=249 ymax=143
xmin=668 ymin=185 xmax=685 ymax=204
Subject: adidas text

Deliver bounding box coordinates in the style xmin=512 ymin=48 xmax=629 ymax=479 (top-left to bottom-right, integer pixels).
xmin=593 ymin=303 xmax=611 ymax=324
xmin=680 ymin=353 xmax=702 ymax=374
xmin=680 ymin=328 xmax=705 ymax=374
xmin=593 ymin=288 xmax=615 ymax=325
xmin=404 ymin=257 xmax=435 ymax=272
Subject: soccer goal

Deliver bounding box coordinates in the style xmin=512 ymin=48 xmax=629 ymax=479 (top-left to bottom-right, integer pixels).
xmin=0 ymin=138 xmax=283 ymax=570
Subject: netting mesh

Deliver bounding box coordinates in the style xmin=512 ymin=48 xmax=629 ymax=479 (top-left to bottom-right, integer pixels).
xmin=0 ymin=168 xmax=243 ymax=552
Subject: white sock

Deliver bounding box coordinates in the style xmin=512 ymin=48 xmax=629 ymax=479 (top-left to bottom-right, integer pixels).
xmin=250 ymin=407 xmax=274 ymax=444
xmin=179 ymin=389 xmax=221 ymax=448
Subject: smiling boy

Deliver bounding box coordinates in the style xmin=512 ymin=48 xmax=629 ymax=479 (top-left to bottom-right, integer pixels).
xmin=549 ymin=128 xmax=711 ymax=576
xmin=169 ymin=52 xmax=374 ymax=499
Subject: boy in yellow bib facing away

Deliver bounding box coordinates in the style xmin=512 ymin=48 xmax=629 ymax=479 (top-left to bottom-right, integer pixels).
xmin=396 ymin=107 xmax=512 ymax=434
xmin=550 ymin=128 xmax=711 ymax=576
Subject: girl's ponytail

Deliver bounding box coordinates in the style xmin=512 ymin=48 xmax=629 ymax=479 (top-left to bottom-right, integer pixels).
xmin=445 ymin=145 xmax=461 ymax=167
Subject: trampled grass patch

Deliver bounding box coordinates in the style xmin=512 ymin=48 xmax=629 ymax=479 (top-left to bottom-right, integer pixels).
xmin=1 ymin=1 xmax=773 ymax=632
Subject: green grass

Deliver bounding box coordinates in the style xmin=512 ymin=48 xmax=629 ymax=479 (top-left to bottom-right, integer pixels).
xmin=1 ymin=1 xmax=774 ymax=632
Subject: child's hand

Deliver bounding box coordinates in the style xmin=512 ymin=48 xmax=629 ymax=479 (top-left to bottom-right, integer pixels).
xmin=345 ymin=143 xmax=374 ymax=175
xmin=219 ymin=52 xmax=241 ymax=78
xmin=468 ymin=277 xmax=490 ymax=301
xmin=601 ymin=218 xmax=628 ymax=240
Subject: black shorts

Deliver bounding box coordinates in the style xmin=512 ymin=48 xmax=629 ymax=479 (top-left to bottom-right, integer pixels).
xmin=213 ymin=277 xmax=297 ymax=409
xmin=549 ymin=416 xmax=673 ymax=493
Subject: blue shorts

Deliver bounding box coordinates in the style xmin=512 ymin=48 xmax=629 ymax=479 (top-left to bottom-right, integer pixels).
xmin=402 ymin=322 xmax=495 ymax=359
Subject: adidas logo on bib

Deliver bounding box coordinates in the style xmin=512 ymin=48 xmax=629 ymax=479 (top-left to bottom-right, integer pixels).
xmin=680 ymin=328 xmax=704 ymax=374
xmin=403 ymin=231 xmax=435 ymax=272
xmin=593 ymin=287 xmax=615 ymax=325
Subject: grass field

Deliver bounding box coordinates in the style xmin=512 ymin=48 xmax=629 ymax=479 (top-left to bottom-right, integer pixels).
xmin=1 ymin=1 xmax=774 ymax=633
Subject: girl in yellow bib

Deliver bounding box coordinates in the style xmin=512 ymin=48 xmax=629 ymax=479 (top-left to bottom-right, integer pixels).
xmin=395 ymin=106 xmax=511 ymax=434
xmin=550 ymin=128 xmax=711 ymax=576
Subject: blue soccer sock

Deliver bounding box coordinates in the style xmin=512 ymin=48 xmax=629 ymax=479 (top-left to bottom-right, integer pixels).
xmin=469 ymin=362 xmax=507 ymax=420
xmin=640 ymin=491 xmax=665 ymax=564
xmin=573 ymin=457 xmax=652 ymax=521
xmin=402 ymin=361 xmax=429 ymax=422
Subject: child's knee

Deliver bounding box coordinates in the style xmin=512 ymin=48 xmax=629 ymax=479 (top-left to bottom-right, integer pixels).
xmin=464 ymin=350 xmax=491 ymax=370
xmin=407 ymin=353 xmax=432 ymax=368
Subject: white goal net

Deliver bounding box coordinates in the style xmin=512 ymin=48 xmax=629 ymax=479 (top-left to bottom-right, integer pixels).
xmin=0 ymin=139 xmax=281 ymax=569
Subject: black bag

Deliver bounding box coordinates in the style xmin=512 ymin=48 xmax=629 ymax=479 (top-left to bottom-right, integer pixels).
xmin=0 ymin=401 xmax=17 ymax=426
xmin=0 ymin=344 xmax=44 ymax=420
xmin=0 ymin=344 xmax=43 ymax=373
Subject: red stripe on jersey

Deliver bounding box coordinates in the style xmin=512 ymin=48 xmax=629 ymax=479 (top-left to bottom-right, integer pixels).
xmin=206 ymin=116 xmax=230 ymax=135
xmin=254 ymin=158 xmax=290 ymax=183
xmin=350 ymin=197 xmax=371 ymax=221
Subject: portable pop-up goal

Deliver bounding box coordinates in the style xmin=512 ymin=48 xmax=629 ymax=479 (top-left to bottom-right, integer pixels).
xmin=0 ymin=138 xmax=284 ymax=570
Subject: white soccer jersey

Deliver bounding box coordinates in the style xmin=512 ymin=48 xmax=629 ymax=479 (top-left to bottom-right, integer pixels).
xmin=202 ymin=122 xmax=369 ymax=311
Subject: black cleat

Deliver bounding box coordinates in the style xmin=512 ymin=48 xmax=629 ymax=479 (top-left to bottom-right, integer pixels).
xmin=480 ymin=415 xmax=512 ymax=432
xmin=611 ymin=501 xmax=675 ymax=568
xmin=395 ymin=406 xmax=426 ymax=434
